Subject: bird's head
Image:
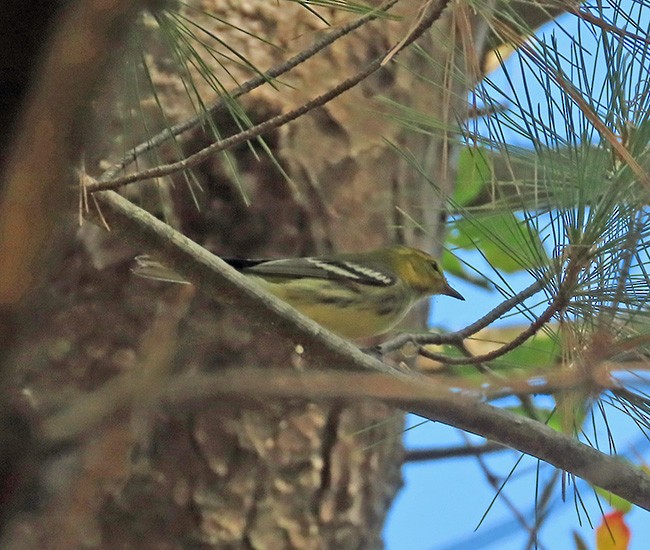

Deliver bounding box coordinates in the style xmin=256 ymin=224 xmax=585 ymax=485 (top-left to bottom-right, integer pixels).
xmin=386 ymin=246 xmax=464 ymax=300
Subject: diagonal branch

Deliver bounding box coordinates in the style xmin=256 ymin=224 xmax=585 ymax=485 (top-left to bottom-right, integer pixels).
xmin=420 ymin=283 xmax=566 ymax=365
xmin=404 ymin=441 xmax=507 ymax=462
xmin=383 ymin=250 xmax=591 ymax=366
xmin=100 ymin=0 xmax=400 ymax=181
xmin=153 ymin=367 xmax=650 ymax=511
xmin=379 ymin=277 xmax=548 ymax=354
xmin=87 ymin=188 xmax=406 ymax=377
xmin=80 ymin=189 xmax=650 ymax=511
xmin=88 ymin=0 xmax=452 ymax=193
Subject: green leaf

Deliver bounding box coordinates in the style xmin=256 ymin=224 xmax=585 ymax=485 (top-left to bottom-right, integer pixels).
xmin=493 ymin=331 xmax=560 ymax=371
xmin=449 ymin=211 xmax=548 ymax=273
xmin=454 ymin=147 xmax=492 ymax=206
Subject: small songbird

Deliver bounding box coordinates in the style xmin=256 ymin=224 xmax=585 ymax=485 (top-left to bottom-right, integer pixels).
xmin=133 ymin=245 xmax=464 ymax=339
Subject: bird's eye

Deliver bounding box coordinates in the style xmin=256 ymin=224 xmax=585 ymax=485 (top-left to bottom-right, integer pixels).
xmin=430 ymin=261 xmax=439 ymax=272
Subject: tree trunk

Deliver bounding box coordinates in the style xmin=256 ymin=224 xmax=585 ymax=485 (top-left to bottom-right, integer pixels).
xmin=1 ymin=2 xmax=490 ymax=547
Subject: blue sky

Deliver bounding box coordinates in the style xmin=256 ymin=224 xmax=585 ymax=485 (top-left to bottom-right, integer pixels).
xmin=384 ymin=3 xmax=650 ymax=548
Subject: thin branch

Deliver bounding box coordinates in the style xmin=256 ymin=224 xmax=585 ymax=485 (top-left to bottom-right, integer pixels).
xmin=404 ymin=441 xmax=507 ymax=461
xmin=382 ymin=0 xmax=440 ymax=65
xmin=100 ymin=0 xmax=400 ymax=181
xmin=88 ymin=0 xmax=452 ymax=192
xmin=417 ymin=250 xmax=592 ymax=365
xmin=420 ymin=290 xmax=562 ymax=365
xmin=378 ymin=277 xmax=548 ymax=354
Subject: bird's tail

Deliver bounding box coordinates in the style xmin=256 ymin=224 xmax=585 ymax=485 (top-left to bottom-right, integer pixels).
xmin=131 ymin=255 xmax=191 ymax=284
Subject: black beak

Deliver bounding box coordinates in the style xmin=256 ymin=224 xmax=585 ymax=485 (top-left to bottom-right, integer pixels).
xmin=442 ymin=282 xmax=465 ymax=301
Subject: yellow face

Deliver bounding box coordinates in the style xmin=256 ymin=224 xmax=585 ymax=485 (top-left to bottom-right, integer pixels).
xmin=390 ymin=246 xmax=464 ymax=299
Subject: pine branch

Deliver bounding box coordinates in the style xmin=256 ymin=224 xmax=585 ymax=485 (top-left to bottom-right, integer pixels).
xmin=88 ymin=0 xmax=452 ymax=192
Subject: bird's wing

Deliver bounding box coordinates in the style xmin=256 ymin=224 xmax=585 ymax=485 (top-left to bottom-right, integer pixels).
xmin=132 ymin=255 xmax=397 ymax=288
xmin=232 ymin=256 xmax=396 ymax=287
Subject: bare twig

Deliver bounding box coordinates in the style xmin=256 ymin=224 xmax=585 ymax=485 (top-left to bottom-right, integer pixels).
xmin=382 ymin=0 xmax=440 ymax=65
xmin=100 ymin=0 xmax=400 ymax=181
xmin=88 ymin=0 xmax=452 ymax=192
xmin=417 ymin=294 xmax=561 ymax=364
xmin=415 ymin=251 xmax=592 ymax=365
xmin=419 ymin=303 xmax=558 ymax=364
xmin=404 ymin=440 xmax=507 ymax=462
xmin=379 ymin=277 xmax=548 ymax=354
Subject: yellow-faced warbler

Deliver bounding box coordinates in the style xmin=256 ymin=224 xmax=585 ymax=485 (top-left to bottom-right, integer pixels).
xmin=133 ymin=245 xmax=464 ymax=339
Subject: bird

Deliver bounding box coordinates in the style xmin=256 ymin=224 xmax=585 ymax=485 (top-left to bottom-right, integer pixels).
xmin=132 ymin=245 xmax=464 ymax=339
